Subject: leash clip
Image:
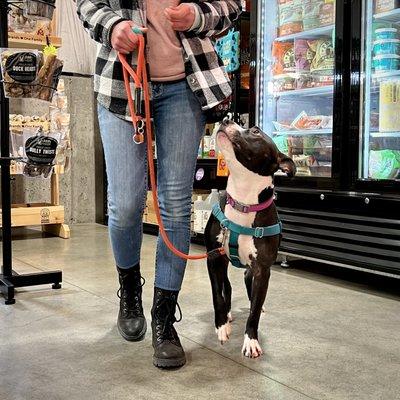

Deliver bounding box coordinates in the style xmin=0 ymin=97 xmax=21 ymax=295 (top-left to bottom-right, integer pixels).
xmin=133 ymin=119 xmax=145 ymax=144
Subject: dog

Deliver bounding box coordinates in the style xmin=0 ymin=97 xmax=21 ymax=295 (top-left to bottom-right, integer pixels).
xmin=204 ymin=120 xmax=296 ymax=358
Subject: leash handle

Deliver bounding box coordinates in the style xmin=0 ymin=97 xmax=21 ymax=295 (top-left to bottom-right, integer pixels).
xmin=118 ymin=39 xmax=225 ymax=262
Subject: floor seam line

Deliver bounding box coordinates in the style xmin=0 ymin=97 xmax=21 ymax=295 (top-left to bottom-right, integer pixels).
xmin=180 ymin=335 xmax=320 ymax=400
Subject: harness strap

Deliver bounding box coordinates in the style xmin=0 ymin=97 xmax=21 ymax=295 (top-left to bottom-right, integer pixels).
xmin=212 ymin=203 xmax=282 ymax=269
xmin=212 ymin=203 xmax=282 ymax=238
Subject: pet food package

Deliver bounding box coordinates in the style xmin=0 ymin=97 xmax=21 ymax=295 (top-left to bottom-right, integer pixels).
xmin=1 ymin=46 xmax=63 ymax=102
xmin=309 ymin=39 xmax=335 ymax=86
xmin=215 ymin=29 xmax=240 ymax=73
xmin=375 ymin=0 xmax=400 ymax=14
xmin=369 ymin=150 xmax=400 ymax=179
xmin=302 ymin=0 xmax=324 ymax=31
xmin=272 ymin=41 xmax=296 ymax=91
xmin=278 ymin=0 xmax=303 ymax=37
xmin=379 ymin=80 xmax=400 ymax=131
xmin=295 ymin=39 xmax=316 ymax=89
xmin=320 ymin=0 xmax=336 ymax=27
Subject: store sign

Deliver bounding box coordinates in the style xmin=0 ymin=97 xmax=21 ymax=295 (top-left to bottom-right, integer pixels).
xmin=195 ymin=168 xmax=205 ymax=181
xmin=5 ymin=52 xmax=38 ymax=83
xmin=25 ymin=136 xmax=58 ymax=165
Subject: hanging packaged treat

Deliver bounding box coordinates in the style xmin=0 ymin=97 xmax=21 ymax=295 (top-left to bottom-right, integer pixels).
xmin=1 ymin=46 xmax=63 ymax=101
xmin=24 ymin=0 xmax=56 ymax=21
xmin=8 ymin=4 xmax=51 ymax=36
xmin=22 ymin=127 xmax=61 ymax=178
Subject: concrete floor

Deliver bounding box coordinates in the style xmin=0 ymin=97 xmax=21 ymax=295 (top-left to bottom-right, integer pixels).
xmin=1 ymin=224 xmax=399 ymax=400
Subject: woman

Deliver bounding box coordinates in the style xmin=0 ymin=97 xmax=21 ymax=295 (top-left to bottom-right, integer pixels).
xmin=77 ymin=0 xmax=241 ymax=369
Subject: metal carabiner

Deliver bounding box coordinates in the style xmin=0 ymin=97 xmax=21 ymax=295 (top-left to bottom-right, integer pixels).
xmin=133 ymin=119 xmax=145 ymax=144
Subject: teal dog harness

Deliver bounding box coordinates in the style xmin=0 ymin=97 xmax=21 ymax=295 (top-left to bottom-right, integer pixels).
xmin=212 ymin=203 xmax=282 ymax=269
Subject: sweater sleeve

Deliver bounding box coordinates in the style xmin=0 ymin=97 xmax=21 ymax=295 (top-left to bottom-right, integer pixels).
xmin=76 ymin=0 xmax=126 ymax=49
xmin=189 ymin=0 xmax=242 ymax=38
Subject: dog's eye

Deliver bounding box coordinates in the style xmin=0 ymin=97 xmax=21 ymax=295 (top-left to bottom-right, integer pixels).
xmin=253 ymin=129 xmax=261 ymax=135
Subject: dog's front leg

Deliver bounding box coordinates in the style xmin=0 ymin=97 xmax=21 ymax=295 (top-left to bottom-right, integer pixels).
xmin=207 ymin=256 xmax=231 ymax=344
xmin=242 ymin=266 xmax=271 ymax=358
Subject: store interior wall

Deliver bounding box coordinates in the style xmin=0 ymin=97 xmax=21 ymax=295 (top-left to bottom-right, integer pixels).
xmin=11 ymin=0 xmax=101 ymax=225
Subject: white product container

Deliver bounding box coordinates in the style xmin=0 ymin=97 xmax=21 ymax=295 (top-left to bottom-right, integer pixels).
xmin=202 ymin=189 xmax=219 ymax=230
xmin=193 ymin=196 xmax=205 ymax=233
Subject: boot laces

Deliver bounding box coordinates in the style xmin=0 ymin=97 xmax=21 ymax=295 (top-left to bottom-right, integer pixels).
xmin=117 ymin=276 xmax=145 ymax=318
xmin=155 ymin=296 xmax=182 ymax=343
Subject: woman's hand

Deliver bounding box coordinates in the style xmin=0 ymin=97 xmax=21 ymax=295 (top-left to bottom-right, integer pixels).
xmin=164 ymin=4 xmax=196 ymax=31
xmin=111 ymin=21 xmax=147 ymax=54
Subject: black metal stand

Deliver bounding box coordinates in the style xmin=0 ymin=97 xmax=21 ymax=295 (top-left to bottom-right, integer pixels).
xmin=0 ymin=1 xmax=62 ymax=305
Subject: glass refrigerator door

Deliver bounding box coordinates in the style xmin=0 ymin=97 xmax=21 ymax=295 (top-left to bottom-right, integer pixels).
xmin=256 ymin=0 xmax=336 ymax=178
xmin=360 ymin=1 xmax=400 ymax=182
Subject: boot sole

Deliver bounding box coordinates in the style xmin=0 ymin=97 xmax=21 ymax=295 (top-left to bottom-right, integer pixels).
xmin=118 ymin=320 xmax=147 ymax=342
xmin=153 ymin=355 xmax=186 ymax=369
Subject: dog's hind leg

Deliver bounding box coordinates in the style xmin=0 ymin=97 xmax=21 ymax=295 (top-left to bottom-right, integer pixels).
xmin=207 ymin=255 xmax=231 ymax=344
xmin=242 ymin=266 xmax=271 ymax=358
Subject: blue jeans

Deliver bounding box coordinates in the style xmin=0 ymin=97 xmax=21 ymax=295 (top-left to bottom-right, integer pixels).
xmin=98 ymin=80 xmax=206 ymax=291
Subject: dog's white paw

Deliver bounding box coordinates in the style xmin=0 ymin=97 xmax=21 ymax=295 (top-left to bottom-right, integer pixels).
xmin=216 ymin=322 xmax=232 ymax=344
xmin=242 ymin=334 xmax=263 ymax=358
xmin=227 ymin=312 xmax=233 ymax=322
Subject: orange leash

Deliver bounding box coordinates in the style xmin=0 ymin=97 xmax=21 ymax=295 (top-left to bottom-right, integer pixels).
xmin=118 ymin=37 xmax=225 ymax=261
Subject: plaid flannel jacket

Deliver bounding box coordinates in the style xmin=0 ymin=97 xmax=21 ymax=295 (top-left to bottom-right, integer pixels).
xmin=76 ymin=0 xmax=242 ymax=120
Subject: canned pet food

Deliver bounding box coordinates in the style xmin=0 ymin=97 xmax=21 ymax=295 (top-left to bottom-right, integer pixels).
xmin=373 ymin=54 xmax=400 ymax=71
xmin=373 ymin=39 xmax=400 ymax=56
xmin=375 ymin=28 xmax=398 ymax=40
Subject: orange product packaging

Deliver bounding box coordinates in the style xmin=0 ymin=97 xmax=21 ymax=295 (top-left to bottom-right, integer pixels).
xmin=272 ymin=41 xmax=295 ymax=76
xmin=217 ymin=152 xmax=230 ymax=177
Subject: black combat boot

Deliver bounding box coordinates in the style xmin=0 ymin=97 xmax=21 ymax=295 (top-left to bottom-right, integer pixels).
xmin=151 ymin=287 xmax=186 ymax=368
xmin=117 ymin=265 xmax=147 ymax=341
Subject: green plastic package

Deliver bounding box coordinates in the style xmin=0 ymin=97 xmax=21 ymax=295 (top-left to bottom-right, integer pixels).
xmin=273 ymin=136 xmax=289 ymax=154
xmin=369 ymin=150 xmax=400 ymax=179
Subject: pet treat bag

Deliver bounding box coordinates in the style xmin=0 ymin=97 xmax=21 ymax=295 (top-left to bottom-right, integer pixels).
xmin=1 ymin=47 xmax=63 ymax=102
xmin=278 ymin=0 xmax=303 ymax=37
xmin=215 ymin=29 xmax=240 ymax=73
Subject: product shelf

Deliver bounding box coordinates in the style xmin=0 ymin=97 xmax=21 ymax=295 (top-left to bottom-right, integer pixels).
xmin=370 ymin=131 xmax=400 ymax=138
xmin=273 ymin=85 xmax=334 ymax=98
xmin=372 ymin=70 xmax=400 ymax=80
xmin=274 ymin=25 xmax=334 ymax=42
xmin=374 ymin=8 xmax=400 ymax=23
xmin=8 ymin=33 xmax=62 ymax=50
xmin=4 ymin=14 xmax=69 ymax=239
xmin=273 ymin=129 xmax=332 ymax=136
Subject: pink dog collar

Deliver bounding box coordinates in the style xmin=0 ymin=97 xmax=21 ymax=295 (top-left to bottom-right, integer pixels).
xmin=226 ymin=192 xmax=274 ymax=213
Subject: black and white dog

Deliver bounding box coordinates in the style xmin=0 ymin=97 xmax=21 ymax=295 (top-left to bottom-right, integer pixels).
xmin=204 ymin=120 xmax=296 ymax=358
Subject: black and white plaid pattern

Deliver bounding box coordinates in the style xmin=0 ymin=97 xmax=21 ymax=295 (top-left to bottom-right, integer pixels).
xmin=76 ymin=0 xmax=241 ymax=120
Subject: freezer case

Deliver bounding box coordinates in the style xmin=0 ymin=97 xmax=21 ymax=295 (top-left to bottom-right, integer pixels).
xmin=253 ymin=0 xmax=400 ymax=276
xmin=359 ymin=0 xmax=400 ymax=182
xmin=257 ymin=0 xmax=336 ymax=180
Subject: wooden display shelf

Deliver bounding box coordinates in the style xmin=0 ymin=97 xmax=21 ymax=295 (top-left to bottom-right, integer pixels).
xmin=1 ymin=171 xmax=70 ymax=239
xmin=10 ymin=164 xmax=65 ymax=175
xmin=0 ymin=203 xmax=70 ymax=239
xmin=8 ymin=32 xmax=62 ymax=50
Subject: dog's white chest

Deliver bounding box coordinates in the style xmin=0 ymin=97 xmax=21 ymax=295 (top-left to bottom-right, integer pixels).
xmin=216 ymin=206 xmax=258 ymax=267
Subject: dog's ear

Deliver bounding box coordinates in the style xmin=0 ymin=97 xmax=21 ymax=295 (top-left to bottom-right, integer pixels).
xmin=278 ymin=152 xmax=296 ymax=177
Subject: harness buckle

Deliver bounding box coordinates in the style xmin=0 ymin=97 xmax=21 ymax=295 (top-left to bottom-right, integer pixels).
xmin=254 ymin=227 xmax=264 ymax=238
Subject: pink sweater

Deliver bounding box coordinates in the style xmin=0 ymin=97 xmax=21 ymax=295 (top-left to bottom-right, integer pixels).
xmin=147 ymin=0 xmax=186 ymax=82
